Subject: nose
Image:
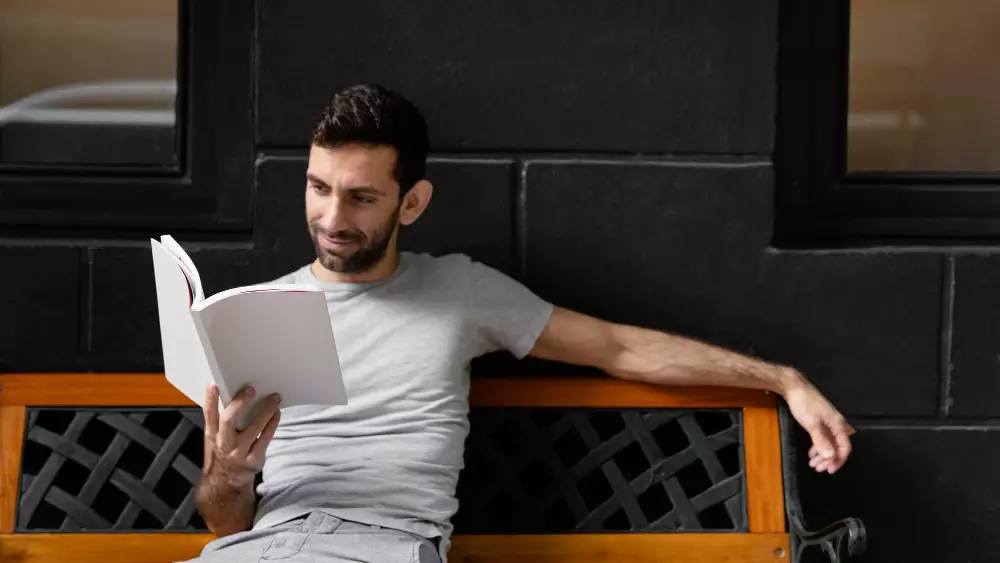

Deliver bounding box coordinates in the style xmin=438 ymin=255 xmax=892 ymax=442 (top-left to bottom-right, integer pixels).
xmin=316 ymin=195 xmax=351 ymax=233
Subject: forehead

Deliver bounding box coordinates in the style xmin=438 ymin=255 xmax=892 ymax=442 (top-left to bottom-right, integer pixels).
xmin=307 ymin=144 xmax=398 ymax=188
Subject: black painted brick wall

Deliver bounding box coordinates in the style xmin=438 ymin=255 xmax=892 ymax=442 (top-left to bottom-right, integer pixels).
xmin=0 ymin=1 xmax=996 ymax=560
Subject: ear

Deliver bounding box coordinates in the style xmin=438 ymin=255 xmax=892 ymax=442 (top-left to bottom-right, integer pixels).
xmin=398 ymin=179 xmax=433 ymax=226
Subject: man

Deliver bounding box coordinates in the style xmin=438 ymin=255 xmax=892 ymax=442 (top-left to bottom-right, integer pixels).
xmin=187 ymin=84 xmax=852 ymax=563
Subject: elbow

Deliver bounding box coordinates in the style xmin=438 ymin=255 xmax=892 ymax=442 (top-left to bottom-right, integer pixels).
xmin=603 ymin=324 xmax=683 ymax=384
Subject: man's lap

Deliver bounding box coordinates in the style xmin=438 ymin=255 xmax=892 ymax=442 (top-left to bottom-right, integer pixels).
xmin=178 ymin=511 xmax=440 ymax=563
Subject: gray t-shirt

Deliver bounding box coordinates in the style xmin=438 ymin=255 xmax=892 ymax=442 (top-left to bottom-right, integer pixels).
xmin=252 ymin=252 xmax=554 ymax=560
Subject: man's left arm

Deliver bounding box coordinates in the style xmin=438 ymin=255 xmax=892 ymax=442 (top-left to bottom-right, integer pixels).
xmin=528 ymin=306 xmax=853 ymax=474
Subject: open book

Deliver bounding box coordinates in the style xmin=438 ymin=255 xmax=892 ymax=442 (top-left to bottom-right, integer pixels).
xmin=150 ymin=235 xmax=347 ymax=429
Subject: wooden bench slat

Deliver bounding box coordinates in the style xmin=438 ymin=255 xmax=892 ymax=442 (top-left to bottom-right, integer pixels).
xmin=0 ymin=406 xmax=26 ymax=534
xmin=0 ymin=533 xmax=211 ymax=563
xmin=451 ymin=533 xmax=790 ymax=562
xmin=0 ymin=374 xmax=776 ymax=409
xmin=469 ymin=376 xmax=778 ymax=408
xmin=0 ymin=532 xmax=791 ymax=563
xmin=744 ymin=406 xmax=786 ymax=533
xmin=0 ymin=374 xmax=192 ymax=407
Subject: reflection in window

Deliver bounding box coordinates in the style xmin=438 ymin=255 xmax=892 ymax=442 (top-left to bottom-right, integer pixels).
xmin=0 ymin=0 xmax=178 ymax=167
xmin=847 ymin=0 xmax=1000 ymax=173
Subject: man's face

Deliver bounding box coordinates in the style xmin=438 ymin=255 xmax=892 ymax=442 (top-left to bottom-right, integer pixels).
xmin=305 ymin=143 xmax=402 ymax=274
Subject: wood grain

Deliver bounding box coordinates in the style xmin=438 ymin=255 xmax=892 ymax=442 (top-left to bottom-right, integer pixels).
xmin=0 ymin=374 xmax=193 ymax=407
xmin=0 ymin=406 xmax=26 ymax=533
xmin=1 ymin=374 xmax=777 ymax=409
xmin=470 ymin=377 xmax=777 ymax=408
xmin=0 ymin=532 xmax=791 ymax=563
xmin=0 ymin=532 xmax=216 ymax=563
xmin=744 ymin=406 xmax=786 ymax=533
xmin=450 ymin=533 xmax=790 ymax=562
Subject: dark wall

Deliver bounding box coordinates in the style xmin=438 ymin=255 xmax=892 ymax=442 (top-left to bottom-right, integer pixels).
xmin=1 ymin=1 xmax=996 ymax=560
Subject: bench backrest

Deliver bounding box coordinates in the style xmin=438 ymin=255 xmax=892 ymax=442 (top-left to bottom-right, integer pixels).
xmin=0 ymin=373 xmax=790 ymax=563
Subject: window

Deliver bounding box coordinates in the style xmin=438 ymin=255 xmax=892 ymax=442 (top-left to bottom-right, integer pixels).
xmin=0 ymin=0 xmax=178 ymax=168
xmin=0 ymin=0 xmax=253 ymax=236
xmin=776 ymin=0 xmax=1000 ymax=243
xmin=848 ymin=0 xmax=1000 ymax=173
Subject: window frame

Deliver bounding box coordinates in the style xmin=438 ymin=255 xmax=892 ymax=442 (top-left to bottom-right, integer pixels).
xmin=775 ymin=0 xmax=1000 ymax=245
xmin=0 ymin=0 xmax=254 ymax=237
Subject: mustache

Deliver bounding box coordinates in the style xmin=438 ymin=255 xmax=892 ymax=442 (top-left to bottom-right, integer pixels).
xmin=310 ymin=224 xmax=366 ymax=242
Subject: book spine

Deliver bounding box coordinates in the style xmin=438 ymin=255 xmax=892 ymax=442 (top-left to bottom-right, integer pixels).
xmin=189 ymin=309 xmax=232 ymax=403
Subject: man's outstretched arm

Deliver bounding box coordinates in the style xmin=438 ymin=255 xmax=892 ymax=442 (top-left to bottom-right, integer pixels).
xmin=528 ymin=306 xmax=852 ymax=474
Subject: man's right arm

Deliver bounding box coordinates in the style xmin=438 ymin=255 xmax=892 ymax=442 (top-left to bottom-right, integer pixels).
xmin=196 ymin=385 xmax=281 ymax=537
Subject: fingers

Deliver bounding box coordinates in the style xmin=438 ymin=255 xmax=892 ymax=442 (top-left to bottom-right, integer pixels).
xmin=807 ymin=423 xmax=836 ymax=461
xmin=786 ymin=378 xmax=854 ymax=475
xmin=218 ymin=386 xmax=256 ymax=449
xmin=203 ymin=384 xmax=220 ymax=437
xmin=807 ymin=425 xmax=837 ymax=474
xmin=807 ymin=419 xmax=853 ymax=475
xmin=831 ymin=421 xmax=853 ymax=471
xmin=239 ymin=394 xmax=282 ymax=450
xmin=247 ymin=410 xmax=281 ymax=468
xmin=808 ymin=444 xmax=829 ymax=472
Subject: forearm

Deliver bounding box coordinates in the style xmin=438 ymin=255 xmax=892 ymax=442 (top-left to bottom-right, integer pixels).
xmin=531 ymin=308 xmax=852 ymax=472
xmin=195 ymin=466 xmax=256 ymax=537
xmin=605 ymin=323 xmax=804 ymax=394
xmin=530 ymin=307 xmax=808 ymax=395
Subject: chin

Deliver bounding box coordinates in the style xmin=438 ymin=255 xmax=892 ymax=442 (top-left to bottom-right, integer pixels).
xmin=319 ymin=256 xmax=351 ymax=273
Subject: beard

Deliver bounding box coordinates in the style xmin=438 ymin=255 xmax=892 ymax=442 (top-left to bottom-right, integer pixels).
xmin=308 ymin=205 xmax=399 ymax=274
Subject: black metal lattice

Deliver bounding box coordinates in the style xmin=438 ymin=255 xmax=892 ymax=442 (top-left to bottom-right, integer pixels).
xmin=452 ymin=407 xmax=745 ymax=533
xmin=17 ymin=406 xmax=744 ymax=535
xmin=18 ymin=408 xmax=206 ymax=532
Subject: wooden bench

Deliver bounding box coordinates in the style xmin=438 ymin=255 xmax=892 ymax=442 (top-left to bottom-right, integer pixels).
xmin=0 ymin=373 xmax=865 ymax=563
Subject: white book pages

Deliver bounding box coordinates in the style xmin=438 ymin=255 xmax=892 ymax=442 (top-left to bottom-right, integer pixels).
xmin=151 ymin=235 xmax=347 ymax=429
xmin=193 ymin=284 xmax=321 ymax=311
xmin=150 ymin=239 xmax=215 ymax=407
xmin=192 ymin=289 xmax=346 ymax=429
xmin=159 ymin=234 xmax=205 ymax=305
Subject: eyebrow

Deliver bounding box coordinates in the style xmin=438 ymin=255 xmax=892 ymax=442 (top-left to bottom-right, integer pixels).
xmin=306 ymin=174 xmax=387 ymax=197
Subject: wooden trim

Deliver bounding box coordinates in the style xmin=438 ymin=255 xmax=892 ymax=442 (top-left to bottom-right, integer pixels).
xmin=0 ymin=532 xmax=791 ymax=563
xmin=0 ymin=374 xmax=777 ymax=409
xmin=0 ymin=374 xmax=193 ymax=407
xmin=744 ymin=407 xmax=786 ymax=533
xmin=0 ymin=532 xmax=215 ymax=563
xmin=451 ymin=533 xmax=790 ymax=562
xmin=0 ymin=406 xmax=26 ymax=533
xmin=470 ymin=377 xmax=777 ymax=408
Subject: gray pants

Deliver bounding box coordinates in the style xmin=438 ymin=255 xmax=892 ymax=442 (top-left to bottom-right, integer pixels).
xmin=180 ymin=511 xmax=441 ymax=563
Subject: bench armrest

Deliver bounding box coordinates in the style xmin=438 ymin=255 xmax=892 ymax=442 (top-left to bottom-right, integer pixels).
xmin=778 ymin=403 xmax=867 ymax=563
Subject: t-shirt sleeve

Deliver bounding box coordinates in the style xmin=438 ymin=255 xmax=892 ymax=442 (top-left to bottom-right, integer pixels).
xmin=469 ymin=260 xmax=555 ymax=358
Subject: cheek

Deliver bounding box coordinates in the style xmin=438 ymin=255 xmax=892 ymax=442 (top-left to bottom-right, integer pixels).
xmin=304 ymin=190 xmax=324 ymax=221
xmin=354 ymin=207 xmax=394 ymax=233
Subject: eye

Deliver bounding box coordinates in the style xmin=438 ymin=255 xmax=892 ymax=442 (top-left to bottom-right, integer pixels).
xmin=310 ymin=183 xmax=330 ymax=194
xmin=352 ymin=194 xmax=376 ymax=205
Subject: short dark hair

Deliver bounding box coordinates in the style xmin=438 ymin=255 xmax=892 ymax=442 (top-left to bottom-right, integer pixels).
xmin=311 ymin=84 xmax=429 ymax=196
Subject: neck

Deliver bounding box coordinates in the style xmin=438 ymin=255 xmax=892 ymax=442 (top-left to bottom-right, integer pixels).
xmin=310 ymin=250 xmax=400 ymax=284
